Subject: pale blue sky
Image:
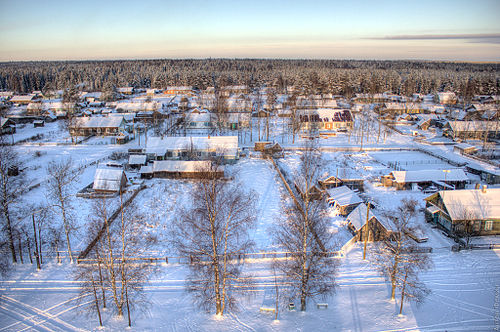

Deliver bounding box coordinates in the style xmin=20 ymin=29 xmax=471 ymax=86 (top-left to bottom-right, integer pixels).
xmin=1 ymin=0 xmax=499 ymax=61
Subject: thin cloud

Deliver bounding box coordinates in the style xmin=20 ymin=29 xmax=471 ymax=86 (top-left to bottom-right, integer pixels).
xmin=365 ymin=33 xmax=500 ymax=44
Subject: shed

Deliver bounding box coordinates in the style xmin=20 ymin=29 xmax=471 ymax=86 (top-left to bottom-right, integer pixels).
xmin=1 ymin=117 xmax=16 ymax=135
xmin=128 ymin=154 xmax=147 ymax=168
xmin=151 ymin=160 xmax=223 ymax=179
xmin=92 ymin=168 xmax=127 ymax=193
xmin=346 ymin=203 xmax=392 ymax=241
xmin=325 ymin=185 xmax=363 ymax=216
xmin=382 ymin=169 xmax=469 ymax=190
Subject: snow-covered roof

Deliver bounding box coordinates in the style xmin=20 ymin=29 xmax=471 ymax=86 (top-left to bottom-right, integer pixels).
xmin=1 ymin=117 xmax=14 ymax=127
xmin=81 ymin=92 xmax=102 ymax=99
xmin=346 ymin=203 xmax=383 ymax=231
xmin=128 ymin=154 xmax=147 ymax=165
xmin=115 ymin=101 xmax=162 ymax=112
xmin=145 ymin=136 xmax=238 ymax=156
xmin=139 ymin=165 xmax=153 ymax=174
xmin=438 ymin=188 xmax=500 ymax=221
xmin=74 ymin=116 xmax=125 ymax=129
xmin=11 ymin=95 xmax=36 ymax=102
xmin=391 ymin=169 xmax=468 ymax=183
xmin=152 ymin=160 xmax=215 ymax=173
xmin=93 ymin=168 xmax=126 ymax=192
xmin=447 ymin=121 xmax=498 ymax=132
xmin=326 ymin=186 xmax=363 ymax=207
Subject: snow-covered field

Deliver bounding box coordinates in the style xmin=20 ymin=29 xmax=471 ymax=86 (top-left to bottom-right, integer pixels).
xmin=1 ymin=245 xmax=498 ymax=331
xmin=1 ymin=118 xmax=499 ymax=331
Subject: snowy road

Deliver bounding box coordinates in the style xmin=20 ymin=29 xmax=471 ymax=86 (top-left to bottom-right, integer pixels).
xmin=1 ymin=246 xmax=498 ymax=331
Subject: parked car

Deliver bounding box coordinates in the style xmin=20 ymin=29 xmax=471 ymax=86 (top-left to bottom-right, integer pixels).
xmin=422 ymin=185 xmax=438 ymax=194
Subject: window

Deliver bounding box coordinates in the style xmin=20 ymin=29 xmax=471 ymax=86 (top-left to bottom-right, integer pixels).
xmin=485 ymin=220 xmax=493 ymax=231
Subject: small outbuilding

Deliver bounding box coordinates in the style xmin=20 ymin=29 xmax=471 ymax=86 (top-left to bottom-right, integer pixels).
xmin=128 ymin=154 xmax=147 ymax=168
xmin=346 ymin=203 xmax=393 ymax=241
xmin=92 ymin=167 xmax=127 ymax=193
xmin=325 ymin=185 xmax=363 ymax=216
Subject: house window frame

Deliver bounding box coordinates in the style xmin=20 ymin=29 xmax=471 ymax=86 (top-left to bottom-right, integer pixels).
xmin=485 ymin=220 xmax=493 ymax=231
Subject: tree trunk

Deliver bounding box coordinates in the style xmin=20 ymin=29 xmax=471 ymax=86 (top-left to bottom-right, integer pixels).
xmin=90 ymin=274 xmax=103 ymax=327
xmin=38 ymin=227 xmax=43 ymax=264
xmin=60 ymin=202 xmax=74 ymax=263
xmin=18 ymin=234 xmax=24 ymax=264
xmin=26 ymin=237 xmax=33 ymax=264
xmin=125 ymin=285 xmax=131 ymax=327
xmin=2 ymin=205 xmax=17 ymax=263
xmin=399 ymin=271 xmax=408 ymax=315
xmin=97 ymin=258 xmax=106 ymax=308
xmin=391 ymin=259 xmax=398 ymax=300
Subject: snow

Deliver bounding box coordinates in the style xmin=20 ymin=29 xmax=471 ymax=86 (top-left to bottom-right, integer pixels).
xmin=326 ymin=185 xmax=363 ymax=207
xmin=152 ymin=160 xmax=214 ymax=173
xmin=1 ymin=108 xmax=499 ymax=331
xmin=437 ymin=188 xmax=500 ymax=221
xmin=92 ymin=167 xmax=125 ymax=192
xmin=390 ymin=168 xmax=469 ymax=183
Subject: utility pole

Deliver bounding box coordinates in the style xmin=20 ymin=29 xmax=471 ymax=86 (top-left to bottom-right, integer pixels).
xmin=32 ymin=214 xmax=41 ymax=270
xmin=363 ymin=203 xmax=371 ymax=260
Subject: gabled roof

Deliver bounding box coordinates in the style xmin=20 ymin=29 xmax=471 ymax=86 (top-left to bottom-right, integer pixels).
xmin=152 ymin=160 xmax=215 ymax=173
xmin=1 ymin=117 xmax=14 ymax=127
xmin=145 ymin=136 xmax=238 ymax=156
xmin=391 ymin=169 xmax=469 ymax=183
xmin=346 ymin=203 xmax=383 ymax=231
xmin=74 ymin=116 xmax=125 ymax=129
xmin=93 ymin=168 xmax=126 ymax=192
xmin=11 ymin=95 xmax=36 ymax=102
xmin=128 ymin=154 xmax=147 ymax=165
xmin=447 ymin=121 xmax=499 ymax=132
xmin=326 ymin=186 xmax=363 ymax=207
xmin=429 ymin=188 xmax=500 ymax=221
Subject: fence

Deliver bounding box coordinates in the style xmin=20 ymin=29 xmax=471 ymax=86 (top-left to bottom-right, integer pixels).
xmin=76 ymin=250 xmax=343 ymax=265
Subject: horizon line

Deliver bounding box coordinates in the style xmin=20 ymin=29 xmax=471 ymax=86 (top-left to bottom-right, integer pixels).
xmin=1 ymin=57 xmax=499 ymax=65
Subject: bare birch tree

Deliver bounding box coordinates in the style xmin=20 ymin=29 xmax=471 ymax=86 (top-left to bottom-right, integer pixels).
xmin=0 ymin=140 xmax=25 ymax=263
xmin=83 ymin=196 xmax=158 ymax=327
xmin=170 ymin=161 xmax=256 ymax=315
xmin=372 ymin=198 xmax=432 ymax=309
xmin=273 ymin=139 xmax=338 ymax=311
xmin=46 ymin=158 xmax=80 ymax=263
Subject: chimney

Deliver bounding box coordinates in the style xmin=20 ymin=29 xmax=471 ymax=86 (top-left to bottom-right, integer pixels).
xmin=475 ymin=183 xmax=481 ymax=190
xmin=482 ymin=185 xmax=487 ymax=193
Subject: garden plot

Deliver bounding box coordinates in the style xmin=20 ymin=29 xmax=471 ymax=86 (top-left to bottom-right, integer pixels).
xmin=370 ymin=150 xmax=454 ymax=171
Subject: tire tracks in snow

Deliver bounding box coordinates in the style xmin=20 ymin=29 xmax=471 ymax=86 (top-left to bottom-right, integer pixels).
xmin=0 ymin=295 xmax=88 ymax=332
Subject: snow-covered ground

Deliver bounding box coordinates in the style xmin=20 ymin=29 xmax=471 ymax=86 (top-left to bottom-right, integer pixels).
xmin=1 ymin=116 xmax=499 ymax=331
xmin=1 ymin=245 xmax=498 ymax=331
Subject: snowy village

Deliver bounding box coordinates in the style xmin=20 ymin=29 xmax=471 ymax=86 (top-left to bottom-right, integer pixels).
xmin=1 ymin=1 xmax=499 ymax=331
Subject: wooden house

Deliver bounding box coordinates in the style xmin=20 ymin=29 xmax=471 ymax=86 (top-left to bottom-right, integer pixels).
xmin=381 ymin=169 xmax=469 ymax=190
xmin=149 ymin=160 xmax=224 ymax=179
xmin=319 ymin=168 xmax=364 ymax=192
xmin=325 ymin=185 xmax=363 ymax=216
xmin=424 ymin=187 xmax=500 ymax=236
xmin=435 ymin=92 xmax=457 ymax=105
xmin=128 ymin=154 xmax=147 ymax=169
xmin=10 ymin=94 xmax=38 ymax=105
xmin=117 ymin=87 xmax=135 ymax=95
xmin=443 ymin=121 xmax=500 ymax=140
xmin=164 ymin=86 xmax=196 ymax=97
xmin=298 ymin=109 xmax=353 ymax=132
xmin=346 ymin=203 xmax=393 ymax=241
xmin=1 ymin=117 xmax=16 ymax=135
xmin=145 ymin=136 xmax=239 ymax=163
xmin=92 ymin=167 xmax=127 ymax=193
xmin=294 ymin=178 xmax=323 ymax=200
xmin=70 ymin=116 xmax=127 ymax=137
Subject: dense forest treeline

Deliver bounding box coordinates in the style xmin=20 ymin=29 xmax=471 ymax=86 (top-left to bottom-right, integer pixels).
xmin=0 ymin=59 xmax=498 ymax=96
